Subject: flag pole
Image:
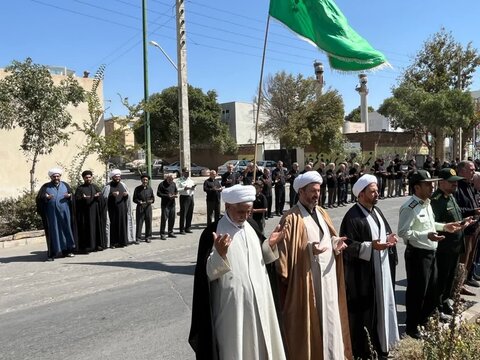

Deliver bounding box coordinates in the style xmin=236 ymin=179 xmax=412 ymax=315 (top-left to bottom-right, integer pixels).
xmin=253 ymin=14 xmax=271 ymax=181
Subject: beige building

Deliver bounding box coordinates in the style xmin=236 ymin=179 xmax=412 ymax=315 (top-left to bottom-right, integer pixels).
xmin=104 ymin=116 xmax=137 ymax=148
xmin=0 ymin=67 xmax=105 ymax=198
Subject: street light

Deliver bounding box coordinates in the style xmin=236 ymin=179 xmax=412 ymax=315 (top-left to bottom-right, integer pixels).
xmin=149 ymin=41 xmax=178 ymax=71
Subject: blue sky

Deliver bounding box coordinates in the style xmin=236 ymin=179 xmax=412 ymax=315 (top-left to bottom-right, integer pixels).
xmin=3 ymin=0 xmax=480 ymax=117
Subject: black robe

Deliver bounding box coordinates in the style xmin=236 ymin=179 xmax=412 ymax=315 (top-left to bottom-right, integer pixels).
xmin=188 ymin=218 xmax=278 ymax=360
xmin=106 ymin=181 xmax=129 ymax=247
xmin=74 ymin=183 xmax=106 ymax=252
xmin=339 ymin=204 xmax=398 ymax=358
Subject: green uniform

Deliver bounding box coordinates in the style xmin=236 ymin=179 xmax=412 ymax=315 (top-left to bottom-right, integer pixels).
xmin=430 ymin=189 xmax=465 ymax=254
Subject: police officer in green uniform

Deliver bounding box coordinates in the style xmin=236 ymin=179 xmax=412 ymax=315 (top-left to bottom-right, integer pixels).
xmin=398 ymin=169 xmax=462 ymax=339
xmin=430 ymin=168 xmax=470 ymax=316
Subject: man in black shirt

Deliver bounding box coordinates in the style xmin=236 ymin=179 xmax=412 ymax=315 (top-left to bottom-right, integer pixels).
xmin=203 ymin=170 xmax=222 ymax=226
xmin=221 ymin=163 xmax=240 ymax=188
xmin=133 ymin=174 xmax=155 ymax=243
xmin=157 ymin=174 xmax=178 ymax=240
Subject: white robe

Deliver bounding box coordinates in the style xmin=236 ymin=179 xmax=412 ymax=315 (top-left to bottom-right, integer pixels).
xmin=298 ymin=202 xmax=345 ymax=360
xmin=357 ymin=206 xmax=399 ymax=352
xmin=206 ymin=215 xmax=286 ymax=360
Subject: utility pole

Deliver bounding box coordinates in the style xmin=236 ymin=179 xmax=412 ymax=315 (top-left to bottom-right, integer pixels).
xmin=313 ymin=61 xmax=324 ymax=97
xmin=356 ymin=74 xmax=369 ymax=132
xmin=176 ymin=0 xmax=190 ymax=173
xmin=142 ymin=0 xmax=152 ymax=178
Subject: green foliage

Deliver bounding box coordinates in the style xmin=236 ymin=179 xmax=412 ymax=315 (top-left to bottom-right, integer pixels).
xmin=392 ymin=266 xmax=480 ymax=360
xmin=259 ymin=71 xmax=317 ymax=148
xmin=135 ymin=85 xmax=236 ymax=156
xmin=306 ymin=90 xmax=346 ymax=154
xmin=0 ymin=58 xmax=86 ymax=193
xmin=403 ymin=28 xmax=480 ymax=93
xmin=0 ymin=191 xmax=43 ymax=237
xmin=259 ymin=71 xmax=344 ymax=152
xmin=379 ymin=84 xmax=474 ymax=139
xmin=345 ymin=105 xmax=375 ymax=122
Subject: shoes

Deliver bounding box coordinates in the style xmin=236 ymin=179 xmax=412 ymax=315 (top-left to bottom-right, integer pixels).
xmin=145 ymin=238 xmax=151 ymax=243
xmin=460 ymin=286 xmax=476 ymax=296
xmin=110 ymin=245 xmax=116 ymax=249
xmin=442 ymin=302 xmax=454 ymax=316
xmin=66 ymin=253 xmax=75 ymax=258
xmin=134 ymin=240 xmax=140 ymax=245
xmin=46 ymin=257 xmax=54 ymax=262
xmin=466 ymin=278 xmax=480 ymax=288
xmin=439 ymin=312 xmax=452 ymax=323
xmin=160 ymin=235 xmax=167 ymax=240
xmin=185 ymin=229 xmax=193 ymax=233
xmin=180 ymin=231 xmax=186 ymax=235
xmin=168 ymin=233 xmax=177 ymax=238
xmin=96 ymin=246 xmax=104 ymax=251
xmin=472 ymin=273 xmax=480 ymax=281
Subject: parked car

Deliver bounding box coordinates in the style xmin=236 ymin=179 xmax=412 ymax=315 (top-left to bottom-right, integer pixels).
xmin=163 ymin=161 xmax=210 ymax=177
xmin=256 ymin=160 xmax=277 ymax=173
xmin=217 ymin=160 xmax=251 ymax=175
xmin=125 ymin=159 xmax=146 ymax=173
xmin=152 ymin=159 xmax=166 ymax=176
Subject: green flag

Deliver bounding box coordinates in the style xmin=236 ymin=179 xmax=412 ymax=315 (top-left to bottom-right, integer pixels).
xmin=269 ymin=0 xmax=389 ymax=71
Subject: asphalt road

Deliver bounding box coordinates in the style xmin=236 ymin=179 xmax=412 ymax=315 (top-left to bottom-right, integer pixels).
xmin=0 ymin=181 xmax=422 ymax=359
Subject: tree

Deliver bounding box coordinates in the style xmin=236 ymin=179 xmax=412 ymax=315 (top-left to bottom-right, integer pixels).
xmin=379 ymin=83 xmax=474 ymax=147
xmin=403 ymin=28 xmax=480 ymax=93
xmin=307 ymin=90 xmax=346 ymax=154
xmin=135 ymin=85 xmax=236 ymax=156
xmin=0 ymin=58 xmax=85 ymax=193
xmin=259 ymin=71 xmax=345 ymax=154
xmin=378 ymin=29 xmax=480 ymax=158
xmin=65 ymin=65 xmax=106 ymax=186
xmin=344 ymin=105 xmax=374 ymax=122
xmin=259 ymin=71 xmax=316 ymax=148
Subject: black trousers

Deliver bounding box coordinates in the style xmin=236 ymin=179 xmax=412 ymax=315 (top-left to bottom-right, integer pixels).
xmin=320 ymin=186 xmax=327 ymax=207
xmin=160 ymin=204 xmax=176 ymax=235
xmin=289 ymin=188 xmax=297 ymax=208
xmin=179 ymin=195 xmax=194 ymax=231
xmin=405 ymin=245 xmax=438 ymax=333
xmin=135 ymin=205 xmax=152 ymax=240
xmin=436 ymin=251 xmax=461 ymax=309
xmin=206 ymin=200 xmax=220 ymax=226
xmin=265 ymin=196 xmax=272 ymax=218
xmin=274 ymin=186 xmax=285 ymax=215
xmin=327 ymin=186 xmax=336 ymax=206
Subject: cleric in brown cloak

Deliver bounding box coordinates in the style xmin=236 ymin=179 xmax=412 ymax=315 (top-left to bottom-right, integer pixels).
xmin=276 ymin=171 xmax=352 ymax=360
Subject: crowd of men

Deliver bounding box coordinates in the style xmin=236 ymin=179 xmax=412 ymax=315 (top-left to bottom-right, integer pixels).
xmin=35 ymin=158 xmax=480 ymax=359
xmin=35 ymin=167 xmax=202 ymax=260
xmin=187 ymin=159 xmax=480 ymax=360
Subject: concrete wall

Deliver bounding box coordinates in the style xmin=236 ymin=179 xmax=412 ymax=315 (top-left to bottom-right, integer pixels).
xmin=0 ymin=70 xmax=104 ymax=198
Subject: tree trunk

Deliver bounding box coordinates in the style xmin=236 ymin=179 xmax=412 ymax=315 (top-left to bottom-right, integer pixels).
xmin=434 ymin=128 xmax=446 ymax=162
xmin=30 ymin=152 xmax=39 ymax=194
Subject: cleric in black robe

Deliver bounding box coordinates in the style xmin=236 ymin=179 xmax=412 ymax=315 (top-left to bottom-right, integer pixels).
xmin=74 ymin=170 xmax=106 ymax=253
xmin=340 ymin=174 xmax=399 ymax=359
xmin=102 ymin=169 xmax=134 ymax=248
xmin=188 ymin=217 xmax=281 ymax=360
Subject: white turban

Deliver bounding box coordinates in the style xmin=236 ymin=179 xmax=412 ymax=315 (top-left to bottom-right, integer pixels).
xmin=293 ymin=171 xmax=323 ymax=192
xmin=352 ymin=174 xmax=377 ymax=197
xmin=222 ymin=184 xmax=255 ymax=204
xmin=109 ymin=169 xmax=122 ymax=178
xmin=48 ymin=168 xmax=63 ymax=177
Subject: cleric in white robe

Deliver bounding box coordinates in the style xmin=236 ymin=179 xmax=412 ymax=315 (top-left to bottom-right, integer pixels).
xmin=339 ymin=174 xmax=400 ymax=359
xmin=189 ymin=184 xmax=286 ymax=360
